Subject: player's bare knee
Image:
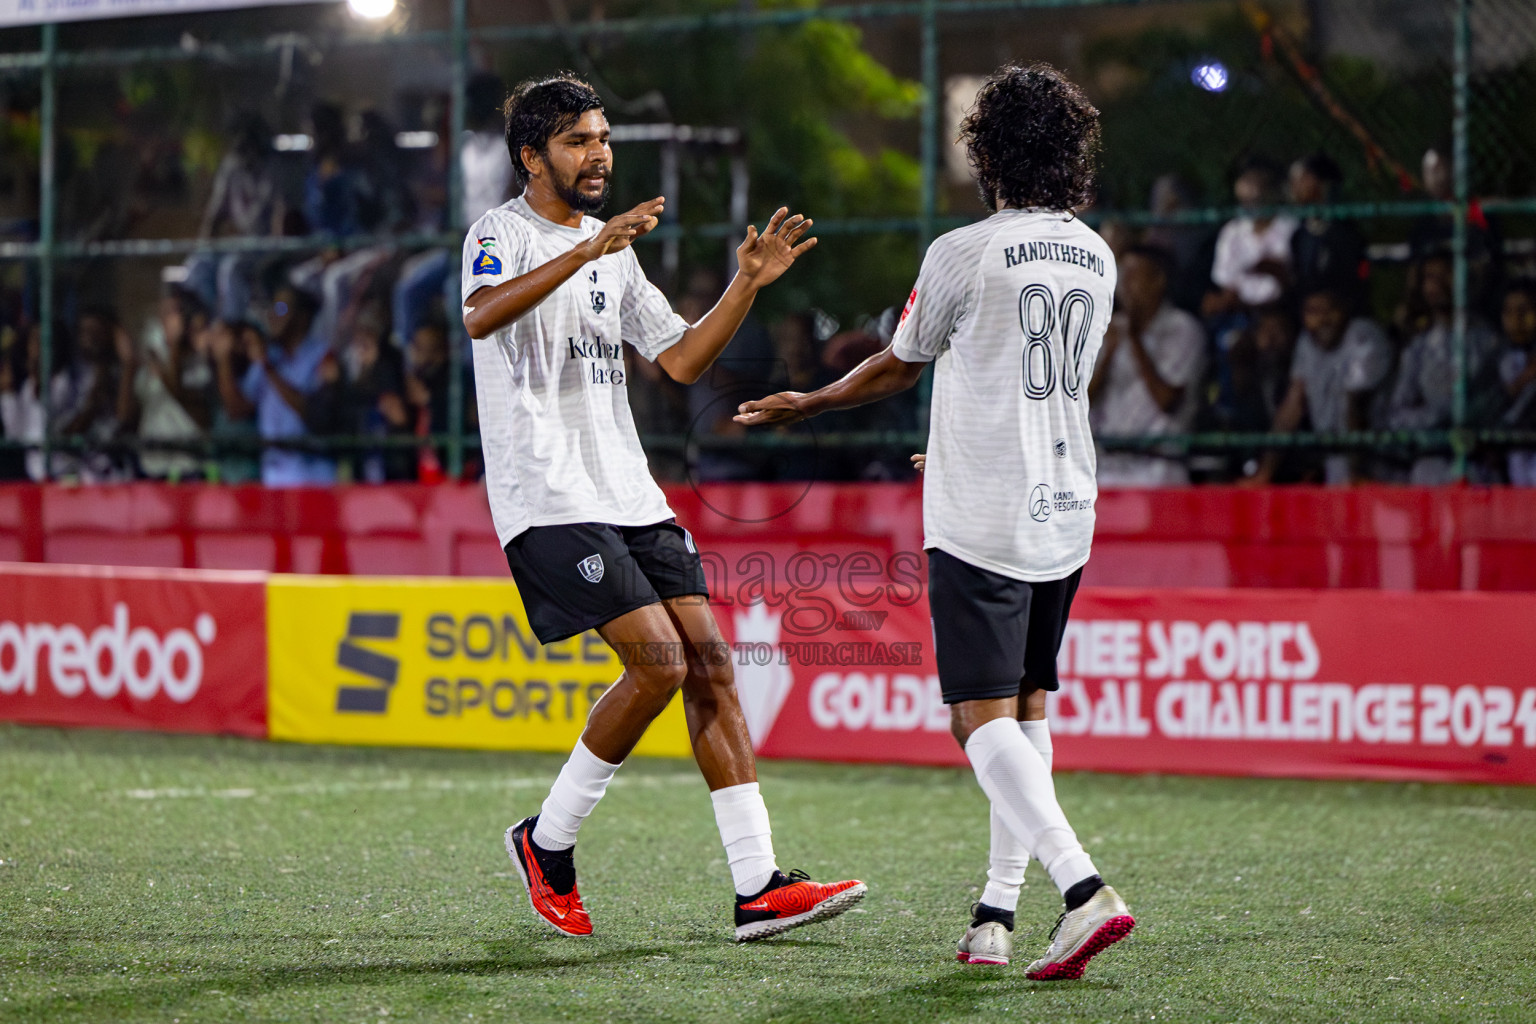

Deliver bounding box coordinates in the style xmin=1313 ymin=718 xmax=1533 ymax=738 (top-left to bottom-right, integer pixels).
xmin=627 ymin=656 xmax=687 ymax=701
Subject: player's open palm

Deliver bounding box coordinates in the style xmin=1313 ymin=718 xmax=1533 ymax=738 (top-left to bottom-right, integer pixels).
xmin=736 ymin=207 xmax=816 ymax=288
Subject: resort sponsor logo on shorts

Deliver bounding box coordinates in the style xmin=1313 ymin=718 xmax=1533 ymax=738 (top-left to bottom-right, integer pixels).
xmin=578 ymin=554 xmax=605 ymax=583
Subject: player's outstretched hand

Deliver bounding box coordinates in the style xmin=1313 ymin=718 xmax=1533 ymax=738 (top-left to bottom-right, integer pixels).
xmin=736 ymin=207 xmax=816 ymax=289
xmin=582 ymin=197 xmax=665 ymax=259
xmin=911 ymin=453 xmax=926 ymax=473
xmin=733 ymin=391 xmax=809 ymax=427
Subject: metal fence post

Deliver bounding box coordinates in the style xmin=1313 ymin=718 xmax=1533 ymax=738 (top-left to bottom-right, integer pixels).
xmin=1451 ymin=0 xmax=1471 ymax=481
xmin=37 ymin=22 xmax=57 ymax=481
xmin=919 ymin=0 xmax=939 ymax=253
xmin=446 ymin=0 xmax=469 ymax=479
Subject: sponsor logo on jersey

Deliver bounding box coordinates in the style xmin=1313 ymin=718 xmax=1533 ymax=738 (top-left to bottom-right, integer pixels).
xmin=333 ymin=612 xmax=401 ymax=714
xmin=898 ymin=287 xmax=917 ymax=327
xmin=472 ymin=250 xmax=502 ymax=276
xmin=1030 ymin=484 xmax=1052 ymax=522
xmin=579 ymin=554 xmax=605 ymax=584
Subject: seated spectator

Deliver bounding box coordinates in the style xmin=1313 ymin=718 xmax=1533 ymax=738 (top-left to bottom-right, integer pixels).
xmin=1196 ymin=304 xmax=1295 ymax=481
xmin=1204 ymin=158 xmax=1297 ymax=319
xmin=0 ymin=321 xmax=77 ymax=481
xmin=216 ymin=285 xmax=336 ymax=486
xmin=1248 ymin=287 xmax=1393 ymax=486
xmin=305 ymin=303 xmax=413 ymax=482
xmin=1142 ymin=173 xmax=1215 ymax=315
xmin=1385 ymin=252 xmax=1501 ymax=484
xmin=120 ymin=287 xmax=213 ymax=481
xmin=58 ymin=307 xmax=130 ymax=481
xmin=405 ymin=317 xmax=476 ymax=480
xmin=1088 ymin=245 xmax=1206 ymax=486
xmin=201 ymin=319 xmax=262 ymax=484
xmin=1288 ymin=153 xmax=1366 ymax=306
xmin=1496 ymin=282 xmax=1536 ymax=485
xmin=1409 ymin=145 xmax=1502 ymax=311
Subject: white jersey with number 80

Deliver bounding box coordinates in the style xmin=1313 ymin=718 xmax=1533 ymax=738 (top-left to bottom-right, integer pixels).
xmin=891 ymin=208 xmax=1117 ymax=582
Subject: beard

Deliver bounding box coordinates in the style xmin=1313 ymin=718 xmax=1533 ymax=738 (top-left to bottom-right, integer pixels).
xmin=553 ymin=167 xmax=611 ymax=214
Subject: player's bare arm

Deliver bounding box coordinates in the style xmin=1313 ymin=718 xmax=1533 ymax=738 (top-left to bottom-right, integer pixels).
xmin=654 ymin=207 xmax=816 ymax=385
xmin=733 ymin=345 xmax=925 ymax=426
xmin=462 ymin=198 xmax=664 ymax=339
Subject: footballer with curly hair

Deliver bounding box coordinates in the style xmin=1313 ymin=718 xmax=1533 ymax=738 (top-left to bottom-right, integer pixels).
xmin=736 ymin=62 xmax=1135 ymax=978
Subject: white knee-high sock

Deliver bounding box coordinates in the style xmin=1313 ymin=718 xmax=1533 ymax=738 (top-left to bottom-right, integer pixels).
xmin=980 ymin=720 xmax=1054 ymax=911
xmin=711 ymin=782 xmax=778 ymax=896
xmin=532 ymin=740 xmax=619 ymax=851
xmin=965 ymin=717 xmax=1097 ymax=896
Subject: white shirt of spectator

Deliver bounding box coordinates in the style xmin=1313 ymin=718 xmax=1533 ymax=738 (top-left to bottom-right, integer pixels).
xmin=1091 ymin=304 xmax=1205 ymax=487
xmin=462 ymin=194 xmax=689 ymax=546
xmin=892 ymin=208 xmax=1116 ymax=582
xmin=1290 ymin=318 xmax=1393 ymax=485
xmin=1211 ymin=215 xmax=1298 ymax=306
xmin=461 ymin=131 xmax=514 ymax=227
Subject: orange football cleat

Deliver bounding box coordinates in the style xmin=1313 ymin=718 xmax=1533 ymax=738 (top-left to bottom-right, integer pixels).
xmin=733 ymin=869 xmax=867 ymax=942
xmin=505 ymin=816 xmax=593 ymax=937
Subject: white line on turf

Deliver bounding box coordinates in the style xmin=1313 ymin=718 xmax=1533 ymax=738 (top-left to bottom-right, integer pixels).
xmin=121 ymin=774 xmax=697 ymax=801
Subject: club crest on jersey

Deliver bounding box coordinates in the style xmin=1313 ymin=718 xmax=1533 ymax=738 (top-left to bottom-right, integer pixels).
xmin=472 ymin=250 xmax=502 ymax=276
xmin=1029 ymin=484 xmax=1052 ymax=523
xmin=1054 ymin=438 xmax=1067 ymax=459
xmin=578 ymin=554 xmax=605 ymax=583
xmin=590 ymin=290 xmax=607 ymax=314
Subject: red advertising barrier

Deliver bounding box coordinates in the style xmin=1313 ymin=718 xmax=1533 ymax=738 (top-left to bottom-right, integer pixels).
xmin=4 ymin=482 xmax=1536 ymax=591
xmin=0 ymin=564 xmax=267 ymax=737
xmin=714 ymin=586 xmax=1536 ymax=786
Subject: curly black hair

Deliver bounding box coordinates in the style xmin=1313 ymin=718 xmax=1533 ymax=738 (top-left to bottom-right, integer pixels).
xmin=503 ymin=73 xmax=604 ymax=187
xmin=958 ymin=62 xmax=1100 ymax=213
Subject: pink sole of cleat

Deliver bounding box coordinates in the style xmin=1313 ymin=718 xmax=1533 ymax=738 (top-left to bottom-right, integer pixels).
xmin=1025 ymin=915 xmax=1135 ymax=981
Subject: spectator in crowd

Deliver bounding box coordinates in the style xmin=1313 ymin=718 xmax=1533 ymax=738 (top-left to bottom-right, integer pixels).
xmin=1496 ymin=281 xmax=1536 ymax=484
xmin=0 ymin=321 xmax=77 ymax=481
xmin=1196 ymin=303 xmax=1296 ymax=482
xmin=462 ymin=72 xmax=513 ymax=227
xmin=1246 ymin=286 xmax=1393 ymax=485
xmin=56 ymin=307 xmax=130 ymax=481
xmin=1288 ymin=153 xmax=1366 ymax=305
xmin=217 ymin=284 xmax=336 ymax=486
xmin=404 ymin=316 xmax=476 ymax=480
xmin=1409 ymin=145 xmax=1502 ymax=310
xmin=304 ymin=102 xmax=359 ymax=237
xmin=1205 ymin=158 xmax=1297 ymax=320
xmin=201 ymin=319 xmax=262 ymax=484
xmin=1142 ymin=173 xmax=1215 ymax=315
xmin=188 ymin=111 xmax=279 ymax=323
xmin=305 ymin=302 xmax=413 ymax=482
xmin=1385 ymin=252 xmax=1501 ymax=484
xmin=354 ymin=110 xmax=416 ymax=234
xmin=1088 ymin=245 xmax=1206 ymax=486
xmin=119 ymin=287 xmax=213 ymax=481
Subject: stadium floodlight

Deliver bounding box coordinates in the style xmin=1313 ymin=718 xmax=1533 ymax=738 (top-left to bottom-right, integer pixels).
xmin=347 ymin=0 xmax=396 ymax=18
xmin=1191 ymin=61 xmax=1229 ymax=92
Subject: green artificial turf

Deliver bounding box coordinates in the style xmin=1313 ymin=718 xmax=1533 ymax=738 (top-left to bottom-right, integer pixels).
xmin=2 ymin=722 xmax=1534 ymax=1023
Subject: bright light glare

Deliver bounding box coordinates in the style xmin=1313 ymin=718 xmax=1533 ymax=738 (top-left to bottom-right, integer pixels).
xmin=1191 ymin=62 xmax=1229 ymax=92
xmin=347 ymin=0 xmax=396 ymax=18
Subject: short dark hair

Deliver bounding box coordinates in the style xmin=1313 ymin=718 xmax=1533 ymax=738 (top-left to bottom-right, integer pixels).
xmin=1296 ymin=151 xmax=1343 ymax=185
xmin=503 ymin=73 xmax=604 ymax=187
xmin=958 ymin=62 xmax=1100 ymax=213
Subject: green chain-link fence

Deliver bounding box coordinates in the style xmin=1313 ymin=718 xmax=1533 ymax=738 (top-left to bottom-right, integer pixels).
xmin=1 ymin=0 xmax=1534 ymax=484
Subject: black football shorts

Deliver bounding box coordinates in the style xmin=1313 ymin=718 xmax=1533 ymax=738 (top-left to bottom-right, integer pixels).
xmin=927 ymin=547 xmax=1082 ymax=704
xmin=503 ymin=520 xmax=709 ymax=645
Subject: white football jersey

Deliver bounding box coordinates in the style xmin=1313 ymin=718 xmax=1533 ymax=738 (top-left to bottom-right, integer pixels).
xmin=462 ymin=195 xmax=689 ymax=546
xmin=891 ymin=209 xmax=1117 ymax=582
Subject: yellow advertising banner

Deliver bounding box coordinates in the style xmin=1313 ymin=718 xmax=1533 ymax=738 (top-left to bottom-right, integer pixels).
xmin=266 ymin=575 xmax=691 ymax=756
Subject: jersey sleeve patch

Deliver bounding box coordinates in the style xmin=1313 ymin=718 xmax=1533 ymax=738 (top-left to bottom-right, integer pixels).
xmin=472 ymin=250 xmax=503 ymax=276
